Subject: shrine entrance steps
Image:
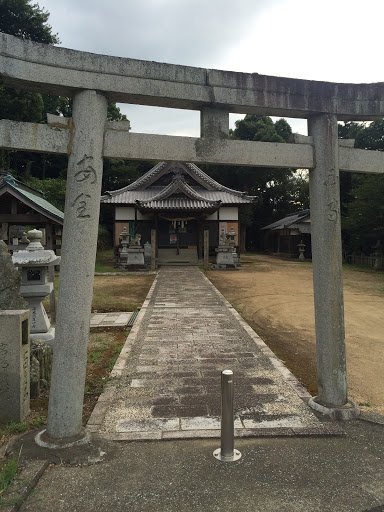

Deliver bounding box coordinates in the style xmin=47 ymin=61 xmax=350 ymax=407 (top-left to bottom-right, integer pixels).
xmin=88 ymin=266 xmax=343 ymax=440
xmin=157 ymin=248 xmax=199 ymax=265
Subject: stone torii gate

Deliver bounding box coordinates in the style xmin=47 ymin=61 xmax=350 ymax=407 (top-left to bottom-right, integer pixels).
xmin=1 ymin=33 xmax=384 ymax=444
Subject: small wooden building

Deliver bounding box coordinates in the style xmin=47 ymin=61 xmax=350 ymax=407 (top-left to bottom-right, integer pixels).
xmin=101 ymin=161 xmax=255 ymax=264
xmin=0 ymin=172 xmax=64 ymax=252
xmin=262 ymin=210 xmax=312 ymax=258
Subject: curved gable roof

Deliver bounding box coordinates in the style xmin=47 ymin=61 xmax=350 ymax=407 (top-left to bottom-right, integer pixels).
xmin=101 ymin=161 xmax=256 ymax=206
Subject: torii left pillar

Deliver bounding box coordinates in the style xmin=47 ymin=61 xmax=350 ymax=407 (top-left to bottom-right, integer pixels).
xmin=37 ymin=90 xmax=108 ymax=446
xmin=308 ymin=113 xmax=359 ymax=420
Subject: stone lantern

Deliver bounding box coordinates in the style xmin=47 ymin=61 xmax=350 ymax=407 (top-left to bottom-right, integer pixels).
xmin=214 ymin=229 xmax=239 ymax=270
xmin=12 ymin=229 xmax=60 ymax=342
xmin=298 ymin=240 xmax=306 ymax=261
xmin=118 ymin=226 xmax=129 ymax=269
xmin=227 ymin=227 xmax=236 ymax=246
xmin=227 ymin=227 xmax=240 ymax=266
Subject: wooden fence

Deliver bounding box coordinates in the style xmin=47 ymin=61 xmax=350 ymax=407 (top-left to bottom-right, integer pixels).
xmin=343 ymin=253 xmax=383 ymax=270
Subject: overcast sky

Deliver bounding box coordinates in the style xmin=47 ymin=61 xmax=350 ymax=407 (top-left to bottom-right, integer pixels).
xmin=40 ymin=0 xmax=383 ymax=137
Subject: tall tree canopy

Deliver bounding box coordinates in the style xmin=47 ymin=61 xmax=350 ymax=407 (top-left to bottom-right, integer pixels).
xmin=0 ymin=0 xmax=138 ymax=210
xmin=339 ymin=120 xmax=384 ymax=253
xmin=202 ymin=115 xmax=309 ymax=248
xmin=0 ymin=0 xmax=59 ymax=42
xmin=0 ymin=0 xmax=59 ymax=124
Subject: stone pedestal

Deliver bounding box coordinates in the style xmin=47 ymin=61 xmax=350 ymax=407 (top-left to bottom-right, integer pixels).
xmin=127 ymin=246 xmax=145 ymax=266
xmin=214 ymin=246 xmax=237 ymax=269
xmin=144 ymin=242 xmax=151 ymax=267
xmin=213 ymin=229 xmax=239 ymax=269
xmin=204 ymin=230 xmax=209 ymax=269
xmin=0 ymin=310 xmax=30 ymax=423
xmin=151 ymin=229 xmax=157 ymax=270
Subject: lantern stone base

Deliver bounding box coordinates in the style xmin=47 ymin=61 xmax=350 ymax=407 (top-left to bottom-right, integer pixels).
xmin=213 ymin=246 xmax=239 ymax=269
xmin=22 ymin=295 xmax=52 ymax=333
xmin=30 ymin=327 xmax=56 ymax=345
xmin=127 ymin=247 xmax=145 ymax=267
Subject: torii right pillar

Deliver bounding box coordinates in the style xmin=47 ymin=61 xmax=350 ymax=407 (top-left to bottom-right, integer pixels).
xmin=308 ymin=114 xmax=359 ymax=420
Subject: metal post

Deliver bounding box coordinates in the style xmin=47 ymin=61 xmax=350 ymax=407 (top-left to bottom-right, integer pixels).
xmin=213 ymin=370 xmax=241 ymax=462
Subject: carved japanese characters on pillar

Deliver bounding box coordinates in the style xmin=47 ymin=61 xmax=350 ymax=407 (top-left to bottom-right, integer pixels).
xmin=75 ymin=155 xmax=97 ymax=184
xmin=22 ymin=350 xmax=29 ymax=403
xmin=71 ymin=193 xmax=91 ymax=219
xmin=327 ymin=168 xmax=339 ymax=222
xmin=70 ymin=154 xmax=99 ymax=219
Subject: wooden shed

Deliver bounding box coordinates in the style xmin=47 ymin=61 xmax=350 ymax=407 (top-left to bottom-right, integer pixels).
xmin=0 ymin=171 xmax=64 ymax=253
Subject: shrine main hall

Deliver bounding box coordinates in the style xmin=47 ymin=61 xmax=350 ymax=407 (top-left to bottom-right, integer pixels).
xmin=101 ymin=161 xmax=255 ymax=265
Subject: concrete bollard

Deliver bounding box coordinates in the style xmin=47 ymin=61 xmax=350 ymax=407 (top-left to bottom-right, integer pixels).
xmin=213 ymin=370 xmax=241 ymax=462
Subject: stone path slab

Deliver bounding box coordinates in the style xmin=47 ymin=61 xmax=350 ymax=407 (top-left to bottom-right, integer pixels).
xmin=88 ymin=267 xmax=343 ymax=440
xmin=90 ymin=312 xmax=132 ymax=329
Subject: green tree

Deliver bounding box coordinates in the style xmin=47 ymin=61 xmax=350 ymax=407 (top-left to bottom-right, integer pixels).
xmin=102 ymin=159 xmax=152 ymax=193
xmin=107 ymin=103 xmax=127 ymax=122
xmin=202 ymin=115 xmax=308 ymax=249
xmin=22 ymin=175 xmax=66 ymax=210
xmin=0 ymin=0 xmax=59 ymax=122
xmin=340 ymin=119 xmax=384 ymax=253
xmin=0 ymin=0 xmax=128 ymax=186
xmin=0 ymin=0 xmax=59 ymax=43
xmin=342 ymin=174 xmax=384 ymax=251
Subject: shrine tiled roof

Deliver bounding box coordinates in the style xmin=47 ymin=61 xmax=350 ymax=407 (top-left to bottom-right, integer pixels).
xmin=101 ymin=162 xmax=256 ymax=208
xmin=136 ymin=173 xmax=221 ymax=212
xmin=137 ymin=198 xmax=220 ymax=211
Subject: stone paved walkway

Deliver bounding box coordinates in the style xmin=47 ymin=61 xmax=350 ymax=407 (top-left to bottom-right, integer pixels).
xmin=88 ymin=267 xmax=343 ymax=440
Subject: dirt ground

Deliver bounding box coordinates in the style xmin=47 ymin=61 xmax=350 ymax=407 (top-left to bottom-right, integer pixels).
xmin=207 ymin=254 xmax=384 ymax=415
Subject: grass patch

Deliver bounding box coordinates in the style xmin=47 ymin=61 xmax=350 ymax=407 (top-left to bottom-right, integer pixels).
xmin=91 ymin=293 xmax=138 ymax=312
xmin=85 ymin=330 xmax=127 ymax=396
xmin=91 ymin=274 xmax=155 ymax=312
xmin=108 ymin=345 xmax=123 ymax=371
xmin=0 ymin=456 xmax=19 ymax=501
xmin=44 ymin=267 xmax=155 ymax=314
xmin=343 ymin=263 xmax=384 ymax=275
xmin=0 ymin=447 xmax=23 ymax=507
xmin=0 ymin=417 xmax=46 ymax=439
xmin=87 ymin=347 xmax=105 ymax=365
xmin=95 ymin=249 xmax=118 ymax=273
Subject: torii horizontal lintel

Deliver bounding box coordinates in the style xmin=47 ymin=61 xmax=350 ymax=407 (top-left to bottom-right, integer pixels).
xmin=1 ymin=33 xmax=384 ymax=120
xmin=0 ymin=119 xmax=383 ymax=173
